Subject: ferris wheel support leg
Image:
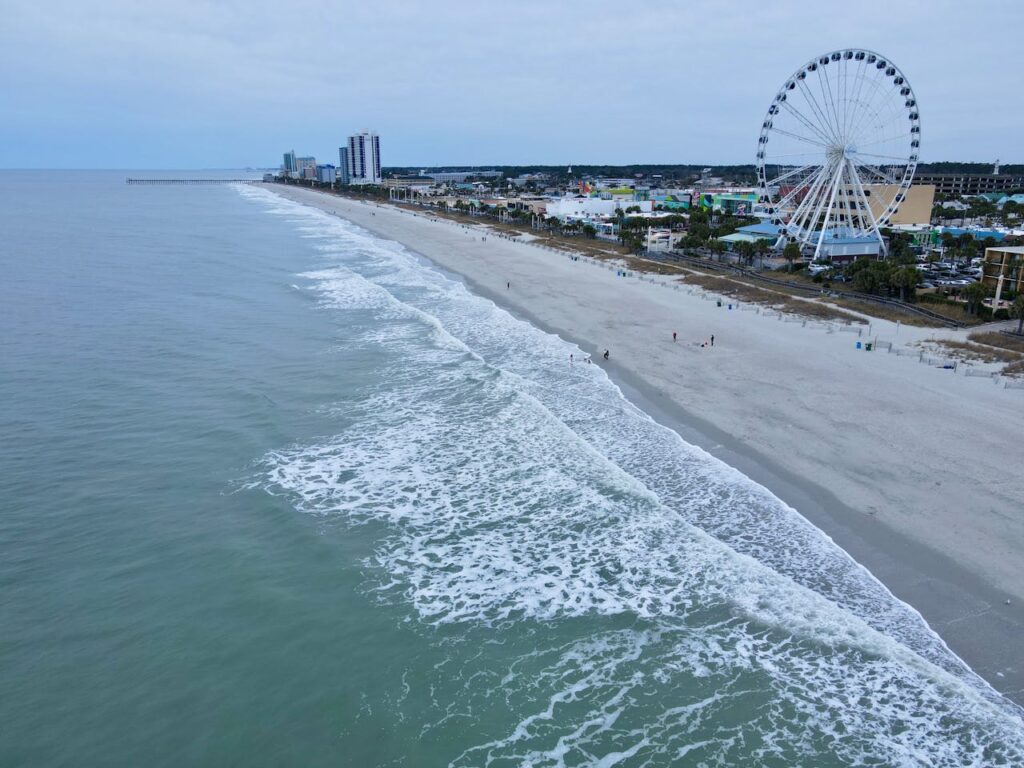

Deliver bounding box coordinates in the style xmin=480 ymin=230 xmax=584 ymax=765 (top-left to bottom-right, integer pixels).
xmin=814 ymin=161 xmax=846 ymax=262
xmin=789 ymin=163 xmax=834 ymax=251
xmin=849 ymin=160 xmax=888 ymax=258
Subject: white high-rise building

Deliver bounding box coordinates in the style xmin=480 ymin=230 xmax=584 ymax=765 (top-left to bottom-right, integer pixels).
xmin=346 ymin=131 xmax=381 ymax=185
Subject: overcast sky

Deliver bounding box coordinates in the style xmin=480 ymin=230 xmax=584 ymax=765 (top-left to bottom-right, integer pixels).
xmin=2 ymin=0 xmax=1019 ymax=168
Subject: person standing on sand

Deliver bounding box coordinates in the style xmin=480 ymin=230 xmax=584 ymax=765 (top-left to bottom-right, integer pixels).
xmin=603 ymin=350 xmax=609 ymax=360
xmin=711 ymin=335 xmax=715 ymax=347
xmin=672 ymin=331 xmax=677 ymax=342
xmin=507 ymin=282 xmax=510 ymax=290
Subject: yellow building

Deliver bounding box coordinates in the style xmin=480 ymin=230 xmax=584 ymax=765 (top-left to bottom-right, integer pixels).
xmin=982 ymin=246 xmax=1024 ymax=304
xmin=866 ymin=184 xmax=935 ymax=226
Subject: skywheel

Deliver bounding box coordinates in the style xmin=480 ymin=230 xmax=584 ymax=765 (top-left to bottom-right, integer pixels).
xmin=756 ymin=49 xmax=920 ymax=258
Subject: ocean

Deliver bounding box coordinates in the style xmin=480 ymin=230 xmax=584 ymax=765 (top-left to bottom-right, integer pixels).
xmin=2 ymin=171 xmax=1022 ymax=766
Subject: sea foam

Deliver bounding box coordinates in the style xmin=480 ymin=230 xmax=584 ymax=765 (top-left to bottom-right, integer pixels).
xmin=241 ymin=186 xmax=1024 ymax=766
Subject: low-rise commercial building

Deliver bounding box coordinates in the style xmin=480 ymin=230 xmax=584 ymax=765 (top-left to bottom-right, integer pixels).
xmin=981 ymin=246 xmax=1024 ymax=304
xmin=545 ymin=197 xmax=652 ymax=219
xmin=694 ymin=191 xmax=759 ymax=214
xmin=867 ymin=184 xmax=935 ymax=226
xmin=912 ymin=174 xmax=1024 ymax=197
xmin=424 ymin=171 xmax=502 ymax=183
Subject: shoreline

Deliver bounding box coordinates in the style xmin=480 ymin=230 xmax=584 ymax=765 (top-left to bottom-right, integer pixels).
xmin=266 ymin=184 xmax=1024 ymax=705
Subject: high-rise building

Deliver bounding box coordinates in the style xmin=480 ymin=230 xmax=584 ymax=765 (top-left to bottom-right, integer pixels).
xmin=283 ymin=150 xmax=297 ymax=175
xmin=297 ymin=156 xmax=317 ymax=180
xmin=346 ymin=131 xmax=381 ymax=185
xmin=338 ymin=147 xmax=351 ymax=185
xmin=316 ymin=165 xmax=337 ymax=184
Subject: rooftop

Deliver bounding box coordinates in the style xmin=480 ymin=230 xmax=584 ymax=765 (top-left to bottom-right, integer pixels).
xmin=738 ymin=222 xmax=782 ymax=237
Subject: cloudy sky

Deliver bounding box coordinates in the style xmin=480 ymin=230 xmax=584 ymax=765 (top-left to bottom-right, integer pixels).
xmin=2 ymin=0 xmax=1018 ymax=168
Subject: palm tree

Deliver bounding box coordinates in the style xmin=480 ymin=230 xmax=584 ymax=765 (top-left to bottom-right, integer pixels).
xmin=753 ymin=239 xmax=770 ymax=271
xmin=961 ymin=281 xmax=989 ymax=316
xmin=783 ymin=241 xmax=801 ymax=272
xmin=890 ymin=266 xmax=919 ymax=302
xmin=736 ymin=240 xmax=756 ymax=267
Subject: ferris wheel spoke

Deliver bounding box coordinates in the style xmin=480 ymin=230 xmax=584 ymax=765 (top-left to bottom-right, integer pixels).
xmin=855 ymin=161 xmax=902 ymax=186
xmin=815 ymin=66 xmax=839 ymax=141
xmin=845 ymin=58 xmax=870 ymax=138
xmin=855 ymin=151 xmax=913 ymax=164
xmin=848 ymin=162 xmax=874 ymax=234
xmin=762 ymin=150 xmax=830 ymax=159
xmin=848 ymin=161 xmax=888 ymax=248
xmin=777 ymin=184 xmax=812 ymax=215
xmin=844 ymin=70 xmax=874 ymax=142
xmin=813 ymin=162 xmax=849 ymax=258
xmin=853 ymin=132 xmax=911 ymax=150
xmin=775 ymin=165 xmax=829 ymax=212
xmin=764 ymin=162 xmax=819 ymax=188
xmin=815 ymin=67 xmax=843 ymax=141
xmin=807 ymin=161 xmax=844 ymax=254
xmin=789 ymin=162 xmax=835 ymax=234
xmin=770 ymin=126 xmax=830 ymax=148
xmin=839 ymin=56 xmax=853 ymax=138
xmin=846 ymin=71 xmax=893 ymax=147
xmin=848 ymin=99 xmax=905 ymax=150
xmin=796 ymin=79 xmax=841 ymax=144
xmin=852 ymin=69 xmax=907 ymax=153
xmin=775 ymin=166 xmax=824 ymax=225
xmin=839 ymin=165 xmax=865 ymax=232
xmin=779 ymin=100 xmax=836 ymax=146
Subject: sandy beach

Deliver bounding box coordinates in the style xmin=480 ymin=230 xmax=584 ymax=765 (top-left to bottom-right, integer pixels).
xmin=270 ymin=184 xmax=1024 ymax=703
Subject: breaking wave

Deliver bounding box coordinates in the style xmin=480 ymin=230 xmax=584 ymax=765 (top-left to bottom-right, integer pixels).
xmin=238 ymin=185 xmax=1024 ymax=766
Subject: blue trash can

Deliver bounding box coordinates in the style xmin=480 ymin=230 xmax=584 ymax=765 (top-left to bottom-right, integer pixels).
xmin=856 ymin=341 xmax=862 ymax=349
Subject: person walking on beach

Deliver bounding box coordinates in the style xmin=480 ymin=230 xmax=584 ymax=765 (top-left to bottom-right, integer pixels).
xmin=672 ymin=331 xmax=677 ymax=342
xmin=603 ymin=349 xmax=609 ymax=360
xmin=710 ymin=334 xmax=715 ymax=347
xmin=507 ymin=282 xmax=510 ymax=290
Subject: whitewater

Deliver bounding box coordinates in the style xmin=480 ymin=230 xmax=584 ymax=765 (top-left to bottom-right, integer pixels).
xmin=242 ymin=185 xmax=1024 ymax=766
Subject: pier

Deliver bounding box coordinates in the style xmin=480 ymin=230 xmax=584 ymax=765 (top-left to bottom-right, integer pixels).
xmin=125 ymin=178 xmax=263 ymax=185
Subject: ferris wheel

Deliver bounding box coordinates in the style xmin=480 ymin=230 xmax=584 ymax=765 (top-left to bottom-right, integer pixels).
xmin=756 ymin=49 xmax=920 ymax=258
